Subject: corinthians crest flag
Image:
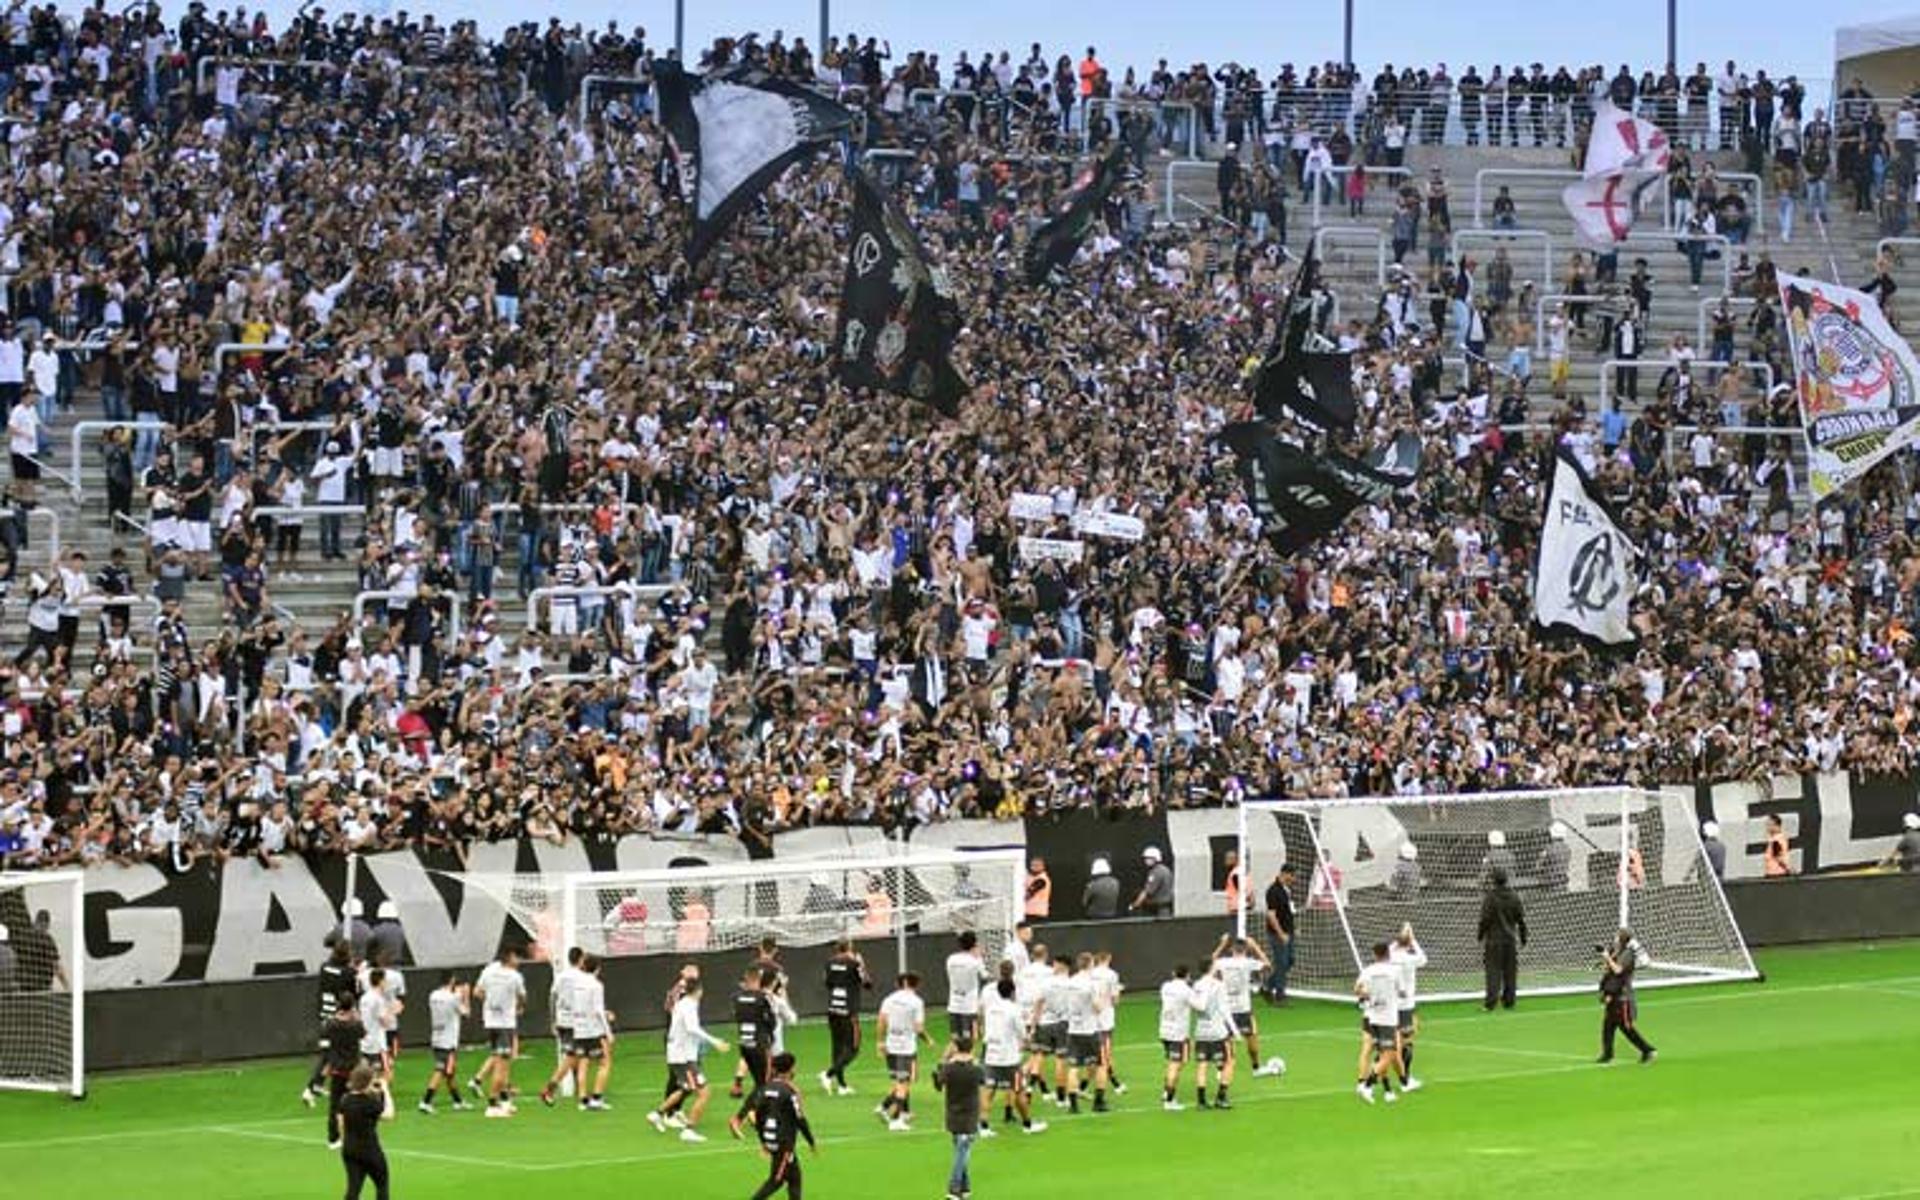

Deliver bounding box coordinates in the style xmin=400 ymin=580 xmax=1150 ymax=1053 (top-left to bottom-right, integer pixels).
xmin=1533 ymin=448 xmax=1640 ymax=646
xmin=655 ymin=61 xmax=857 ymax=262
xmin=834 ymin=170 xmax=968 ymax=416
xmin=1778 ymin=271 xmax=1920 ymax=500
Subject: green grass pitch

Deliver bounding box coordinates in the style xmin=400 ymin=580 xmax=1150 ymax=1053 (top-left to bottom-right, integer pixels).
xmin=6 ymin=940 xmax=1918 ymax=1200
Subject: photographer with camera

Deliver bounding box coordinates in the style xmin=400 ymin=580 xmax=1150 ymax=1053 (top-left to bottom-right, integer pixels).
xmin=1597 ymin=928 xmax=1658 ymax=1065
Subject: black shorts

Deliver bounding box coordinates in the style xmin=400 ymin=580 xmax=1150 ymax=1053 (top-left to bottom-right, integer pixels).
xmin=1162 ymin=1039 xmax=1190 ymax=1062
xmin=742 ymin=1046 xmax=770 ymax=1083
xmin=1031 ymin=1023 xmax=1067 ymax=1055
xmin=362 ymin=1052 xmax=388 ymax=1071
xmin=1398 ymin=1008 xmax=1417 ymax=1035
xmin=1066 ymin=1034 xmax=1101 ymax=1067
xmin=1193 ymin=1039 xmax=1228 ymax=1064
xmin=433 ymin=1046 xmax=458 ymax=1075
xmin=948 ymin=1012 xmax=977 ymax=1042
xmin=985 ymin=1063 xmax=1020 ymax=1088
xmin=1369 ymin=1023 xmax=1400 ymax=1050
xmin=885 ymin=1053 xmax=917 ymax=1083
xmin=1230 ymin=1011 xmax=1256 ymax=1038
xmin=572 ymin=1037 xmax=605 ymax=1060
xmin=487 ymin=1029 xmax=516 ymax=1056
xmin=10 ymin=452 xmax=39 ymax=481
xmin=669 ymin=1061 xmax=706 ymax=1091
xmin=555 ymin=1026 xmax=574 ymax=1047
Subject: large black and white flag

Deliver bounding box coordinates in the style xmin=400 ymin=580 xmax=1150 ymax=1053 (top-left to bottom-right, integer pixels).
xmin=1022 ymin=146 xmax=1127 ymax=286
xmin=1533 ymin=448 xmax=1640 ymax=645
xmin=1253 ymin=244 xmax=1357 ymax=433
xmin=654 ymin=61 xmax=857 ymax=262
xmin=834 ymin=170 xmax=968 ymax=416
xmin=1219 ymin=422 xmax=1419 ymax=554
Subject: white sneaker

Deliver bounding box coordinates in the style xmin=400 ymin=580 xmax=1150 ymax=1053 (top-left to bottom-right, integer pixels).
xmin=665 ymin=1113 xmax=688 ymax=1130
xmin=978 ymin=1126 xmax=997 ymax=1139
xmin=1402 ymin=1077 xmax=1423 ymax=1093
xmin=327 ymin=1139 xmax=342 ymax=1150
xmin=1024 ymin=1120 xmax=1048 ymax=1134
xmin=417 ymin=1102 xmax=435 ymax=1115
xmin=583 ymin=1098 xmax=609 ymax=1111
xmin=647 ymin=1111 xmax=668 ymax=1133
xmin=837 ymin=1084 xmax=855 ymax=1097
xmin=484 ymin=1105 xmax=510 ymax=1119
xmin=502 ymin=1101 xmax=517 ymax=1115
xmin=887 ymin=1117 xmax=911 ymax=1133
xmin=301 ymin=1087 xmax=316 ymax=1109
xmin=1162 ymin=1100 xmax=1185 ymax=1112
xmin=1357 ymin=1085 xmax=1375 ymax=1105
xmin=1384 ymin=1090 xmax=1399 ymax=1104
xmin=678 ymin=1128 xmax=707 ymax=1143
xmin=819 ymin=1071 xmax=834 ymax=1093
xmin=1112 ymin=1082 xmax=1127 ymax=1095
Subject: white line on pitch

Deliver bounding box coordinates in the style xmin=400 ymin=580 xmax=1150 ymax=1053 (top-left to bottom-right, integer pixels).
xmin=213 ymin=1125 xmax=520 ymax=1171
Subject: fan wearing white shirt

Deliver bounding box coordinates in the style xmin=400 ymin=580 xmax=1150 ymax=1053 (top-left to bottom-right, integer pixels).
xmin=472 ymin=947 xmax=527 ymax=1118
xmin=875 ymin=972 xmax=931 ymax=1132
xmin=647 ymin=976 xmax=730 ymax=1142
xmin=1355 ymin=941 xmax=1406 ymax=1104
xmin=1157 ymin=963 xmax=1195 ymax=1110
xmin=1390 ymin=924 xmax=1429 ymax=1091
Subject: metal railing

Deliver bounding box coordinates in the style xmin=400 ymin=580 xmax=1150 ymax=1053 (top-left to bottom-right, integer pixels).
xmin=1709 ymin=170 xmax=1767 ymax=237
xmin=525 ymin=583 xmax=671 ymax=631
xmin=213 ymin=341 xmax=289 ymax=379
xmin=1596 ymin=357 xmax=1777 ymax=414
xmin=352 ymin=589 xmax=465 ymax=643
xmin=1627 ymin=230 xmax=1734 ymax=293
xmin=1163 ymin=158 xmax=1223 ymax=224
xmin=577 ymin=71 xmax=649 ymax=123
xmin=194 ymin=55 xmax=335 ymax=95
xmin=15 ymin=452 xmax=79 ymax=502
xmin=1875 ymin=236 xmax=1920 ymax=265
xmin=23 ymin=506 xmax=58 ymax=562
xmin=1453 ymin=228 xmax=1553 ymax=289
xmin=1312 ymin=165 xmax=1412 ymax=227
xmin=1084 ymin=97 xmax=1200 ymax=159
xmin=1311 ymin=225 xmax=1389 ymax=288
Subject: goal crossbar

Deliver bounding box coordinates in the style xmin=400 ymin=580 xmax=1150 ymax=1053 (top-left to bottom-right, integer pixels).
xmin=1233 ymin=789 xmax=1759 ymax=1005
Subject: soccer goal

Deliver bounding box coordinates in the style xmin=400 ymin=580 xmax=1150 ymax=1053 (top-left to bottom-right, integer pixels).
xmin=1234 ymin=789 xmax=1758 ymax=1003
xmin=0 ymin=870 xmax=85 ymax=1098
xmin=555 ymin=848 xmax=1028 ymax=975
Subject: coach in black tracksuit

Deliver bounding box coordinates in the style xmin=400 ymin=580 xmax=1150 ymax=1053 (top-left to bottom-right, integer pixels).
xmin=1476 ymin=868 xmax=1528 ymax=1010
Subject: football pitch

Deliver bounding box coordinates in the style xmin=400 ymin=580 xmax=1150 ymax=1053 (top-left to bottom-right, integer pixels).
xmin=6 ymin=940 xmax=1918 ymax=1200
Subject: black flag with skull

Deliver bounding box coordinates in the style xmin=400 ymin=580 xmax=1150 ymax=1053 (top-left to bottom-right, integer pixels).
xmin=833 ymin=169 xmax=968 ymax=417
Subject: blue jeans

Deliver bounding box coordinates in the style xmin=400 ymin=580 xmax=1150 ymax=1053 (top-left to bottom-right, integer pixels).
xmin=134 ymin=411 xmax=161 ymax=472
xmin=1267 ymin=934 xmax=1295 ymax=998
xmin=101 ymin=383 xmax=127 ymax=422
xmin=948 ymin=1133 xmax=975 ymax=1195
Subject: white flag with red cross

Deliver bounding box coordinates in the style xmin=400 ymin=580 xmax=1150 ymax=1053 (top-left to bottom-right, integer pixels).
xmin=1581 ymin=101 xmax=1671 ymax=178
xmin=1561 ymin=171 xmax=1662 ymax=245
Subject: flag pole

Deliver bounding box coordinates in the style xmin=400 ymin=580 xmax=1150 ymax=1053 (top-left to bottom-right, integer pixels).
xmin=674 ymin=0 xmax=685 ymax=61
xmin=1342 ymin=0 xmax=1354 ymax=69
xmin=1666 ymin=0 xmax=1677 ymax=71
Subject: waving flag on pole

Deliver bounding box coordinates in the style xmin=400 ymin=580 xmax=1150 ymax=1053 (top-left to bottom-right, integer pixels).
xmin=1562 ymin=101 xmax=1669 ymax=247
xmin=655 ymin=61 xmax=857 ymax=262
xmin=1779 ymin=270 xmax=1920 ymax=499
xmin=1533 ymin=447 xmax=1641 ymax=646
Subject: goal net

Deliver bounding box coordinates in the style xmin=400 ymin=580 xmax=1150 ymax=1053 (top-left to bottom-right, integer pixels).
xmin=558 ymin=849 xmax=1027 ymax=976
xmin=1235 ymin=789 xmax=1757 ymax=1003
xmin=0 ymin=871 xmax=84 ymax=1097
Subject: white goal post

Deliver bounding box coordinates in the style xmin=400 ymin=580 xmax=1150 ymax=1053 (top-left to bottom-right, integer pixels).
xmin=1233 ymin=788 xmax=1758 ymax=1003
xmin=555 ymin=848 xmax=1028 ymax=977
xmin=0 ymin=870 xmax=85 ymax=1098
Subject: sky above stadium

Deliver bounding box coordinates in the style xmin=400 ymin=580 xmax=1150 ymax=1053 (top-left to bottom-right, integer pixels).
xmin=236 ymin=0 xmax=1916 ymax=89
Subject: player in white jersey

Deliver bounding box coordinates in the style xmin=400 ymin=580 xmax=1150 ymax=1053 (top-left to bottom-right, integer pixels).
xmin=357 ymin=967 xmax=393 ymax=1078
xmin=1355 ymin=941 xmax=1405 ymax=1104
xmin=1390 ymin=923 xmax=1428 ymax=1092
xmin=1028 ymin=955 xmax=1074 ymax=1107
xmin=472 ymin=947 xmax=526 ymax=1117
xmin=1015 ymin=944 xmax=1053 ymax=1096
xmin=540 ymin=947 xmax=588 ymax=1104
xmin=945 ymin=931 xmax=989 ymax=1045
xmin=1188 ymin=959 xmax=1237 ymax=1109
xmin=875 ymin=972 xmax=931 ymax=1132
xmin=1213 ymin=934 xmax=1283 ymax=1078
xmin=980 ymin=975 xmax=1048 ymax=1136
xmin=418 ymin=971 xmax=470 ymax=1113
xmin=1088 ymin=951 xmax=1127 ymax=1095
xmin=558 ymin=954 xmax=614 ymax=1110
xmin=648 ymin=975 xmax=731 ymax=1142
xmin=1062 ymin=952 xmax=1111 ymax=1114
xmin=1001 ymin=921 xmax=1033 ymax=972
xmin=1157 ymin=963 xmax=1195 ymax=1110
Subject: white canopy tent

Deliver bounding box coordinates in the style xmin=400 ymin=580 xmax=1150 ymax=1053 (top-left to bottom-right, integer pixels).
xmin=1836 ymin=16 xmax=1920 ymax=99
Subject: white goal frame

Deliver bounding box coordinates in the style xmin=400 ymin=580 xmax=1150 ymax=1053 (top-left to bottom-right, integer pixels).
xmin=1234 ymin=788 xmax=1759 ymax=1004
xmin=0 ymin=870 xmax=85 ymax=1098
xmin=557 ymin=848 xmax=1028 ymax=976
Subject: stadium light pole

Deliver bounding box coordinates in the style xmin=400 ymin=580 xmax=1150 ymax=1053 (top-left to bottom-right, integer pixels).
xmin=1666 ymin=0 xmax=1677 ymax=69
xmin=1343 ymin=0 xmax=1354 ymax=68
xmin=674 ymin=0 xmax=684 ymax=61
xmin=820 ymin=0 xmax=829 ymax=63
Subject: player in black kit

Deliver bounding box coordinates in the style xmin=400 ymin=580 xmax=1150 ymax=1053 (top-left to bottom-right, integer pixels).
xmin=734 ymin=967 xmax=779 ymax=1091
xmin=820 ymin=939 xmax=869 ymax=1095
xmin=731 ymin=1051 xmax=816 ymax=1200
xmin=303 ymin=941 xmax=359 ymax=1107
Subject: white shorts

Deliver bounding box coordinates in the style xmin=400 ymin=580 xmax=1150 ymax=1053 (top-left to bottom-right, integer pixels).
xmin=371 ymin=446 xmax=405 ymax=477
xmin=180 ymin=520 xmax=211 ymax=554
xmin=549 ymin=603 xmax=578 ymax=636
xmin=149 ymin=515 xmax=180 ymax=548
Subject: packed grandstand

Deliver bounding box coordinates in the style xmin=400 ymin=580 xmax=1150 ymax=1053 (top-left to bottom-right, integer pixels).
xmin=0 ymin=4 xmax=1913 ymax=873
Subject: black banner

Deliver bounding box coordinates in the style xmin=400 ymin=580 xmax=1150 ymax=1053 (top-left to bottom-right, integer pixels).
xmin=834 ymin=170 xmax=968 ymax=415
xmin=1022 ymin=146 xmax=1126 ymax=285
xmin=1218 ymin=421 xmax=1417 ymax=554
xmin=1253 ymin=245 xmax=1357 ymax=432
xmin=9 ymin=772 xmax=1914 ymax=992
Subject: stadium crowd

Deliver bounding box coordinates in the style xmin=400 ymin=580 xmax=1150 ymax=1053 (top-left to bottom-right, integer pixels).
xmin=0 ymin=4 xmax=1914 ymax=874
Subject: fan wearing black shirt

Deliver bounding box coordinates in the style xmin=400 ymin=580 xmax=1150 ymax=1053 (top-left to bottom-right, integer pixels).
xmin=733 ymin=967 xmax=779 ymax=1095
xmin=322 ymin=1004 xmax=367 ymax=1147
xmin=304 ymin=941 xmax=360 ymax=1107
xmin=338 ymin=1065 xmax=395 ymax=1200
xmin=730 ymin=1051 xmax=817 ymax=1200
xmin=820 ymin=939 xmax=869 ymax=1095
